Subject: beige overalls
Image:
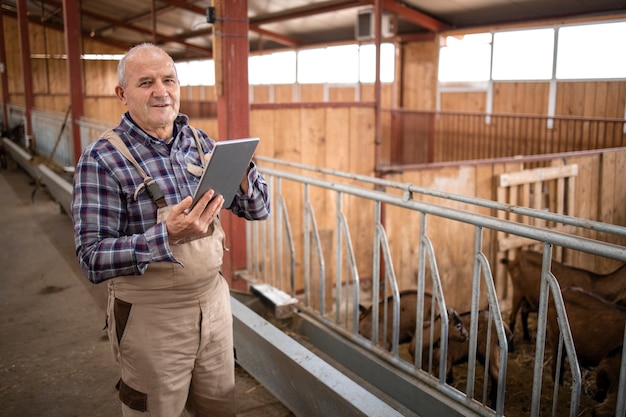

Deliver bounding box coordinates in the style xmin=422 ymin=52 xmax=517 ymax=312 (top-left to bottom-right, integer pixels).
xmin=104 ymin=130 xmax=235 ymax=417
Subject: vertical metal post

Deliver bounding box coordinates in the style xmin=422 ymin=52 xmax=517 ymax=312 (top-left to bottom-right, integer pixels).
xmin=63 ymin=0 xmax=85 ymax=164
xmin=213 ymin=0 xmax=251 ymax=285
xmin=16 ymin=0 xmax=34 ymax=141
xmin=0 ymin=13 xmax=10 ymax=127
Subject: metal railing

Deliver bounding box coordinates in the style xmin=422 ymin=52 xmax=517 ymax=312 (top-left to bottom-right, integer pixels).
xmin=2 ymin=105 xmax=109 ymax=169
xmin=385 ymin=109 xmax=626 ymax=165
xmin=252 ymin=155 xmax=626 ymax=417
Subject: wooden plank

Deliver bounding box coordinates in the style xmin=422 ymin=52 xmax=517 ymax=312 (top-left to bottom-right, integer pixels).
xmin=614 ymin=150 xmax=626 ymax=247
xmin=498 ymin=164 xmax=578 ymax=187
xmin=250 ymin=109 xmax=276 ymax=161
xmin=415 ymin=166 xmax=479 ymax=311
xmin=594 ymin=82 xmax=608 ymax=118
xmin=401 ymin=40 xmax=438 ymax=110
xmin=553 ymin=176 xmax=565 ymax=261
xmin=274 ymin=85 xmax=294 ymax=103
xmin=301 ymin=84 xmax=324 ymax=102
xmin=599 ymin=152 xmax=616 ymax=225
xmin=84 ymin=60 xmax=117 ymax=96
xmin=251 ymin=85 xmax=271 ymax=104
xmin=385 ymin=171 xmax=423 ymax=291
xmin=563 ymin=155 xmax=594 ymax=268
xmin=348 ymin=107 xmax=376 ymax=283
xmin=300 ymin=107 xmax=334 ymax=311
xmin=329 ymin=87 xmax=357 ymax=102
xmin=597 ymin=151 xmax=623 ymax=272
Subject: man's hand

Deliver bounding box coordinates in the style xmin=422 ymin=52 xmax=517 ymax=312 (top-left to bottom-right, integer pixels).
xmin=166 ymin=189 xmax=224 ymax=243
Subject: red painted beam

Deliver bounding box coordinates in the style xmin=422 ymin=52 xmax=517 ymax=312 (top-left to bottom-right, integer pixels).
xmin=249 ymin=0 xmax=366 ymax=25
xmin=0 ymin=14 xmax=10 ymax=126
xmin=359 ymin=0 xmax=448 ymax=32
xmin=63 ymin=0 xmax=85 ymax=165
xmin=47 ymin=0 xmax=214 ymax=57
xmin=16 ymin=0 xmax=34 ymax=140
xmin=214 ymin=0 xmax=251 ymax=288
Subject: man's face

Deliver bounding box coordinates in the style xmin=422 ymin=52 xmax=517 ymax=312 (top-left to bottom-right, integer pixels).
xmin=115 ymin=48 xmax=180 ymax=139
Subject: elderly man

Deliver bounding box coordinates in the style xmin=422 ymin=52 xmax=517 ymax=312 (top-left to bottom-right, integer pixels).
xmin=71 ymin=43 xmax=270 ymax=416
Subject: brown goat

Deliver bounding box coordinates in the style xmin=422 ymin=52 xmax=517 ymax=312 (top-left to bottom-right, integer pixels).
xmin=358 ymin=290 xmax=434 ymax=350
xmin=408 ymin=308 xmax=468 ymax=364
xmin=547 ymin=286 xmax=626 ymax=382
xmin=593 ymin=344 xmax=623 ymax=417
xmin=414 ymin=310 xmax=513 ymax=407
xmin=503 ymin=250 xmax=626 ymax=342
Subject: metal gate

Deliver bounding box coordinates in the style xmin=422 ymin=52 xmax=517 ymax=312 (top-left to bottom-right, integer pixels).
xmin=239 ymin=156 xmax=626 ymax=417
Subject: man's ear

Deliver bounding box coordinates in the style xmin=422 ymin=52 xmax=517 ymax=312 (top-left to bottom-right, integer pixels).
xmin=115 ymin=86 xmax=127 ymax=104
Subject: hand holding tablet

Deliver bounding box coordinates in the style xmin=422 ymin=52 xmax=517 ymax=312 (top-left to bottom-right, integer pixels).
xmin=190 ymin=137 xmax=260 ymax=209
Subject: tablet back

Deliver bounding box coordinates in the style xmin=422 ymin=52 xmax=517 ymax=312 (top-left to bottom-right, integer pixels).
xmin=191 ymin=137 xmax=260 ymax=209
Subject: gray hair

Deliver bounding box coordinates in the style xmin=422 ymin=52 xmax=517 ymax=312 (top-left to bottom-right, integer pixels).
xmin=117 ymin=43 xmax=176 ymax=87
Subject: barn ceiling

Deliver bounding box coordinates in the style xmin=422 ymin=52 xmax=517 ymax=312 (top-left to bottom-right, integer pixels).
xmin=1 ymin=0 xmax=625 ymax=61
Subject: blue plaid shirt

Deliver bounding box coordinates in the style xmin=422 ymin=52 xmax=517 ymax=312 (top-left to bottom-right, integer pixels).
xmin=72 ymin=112 xmax=270 ymax=284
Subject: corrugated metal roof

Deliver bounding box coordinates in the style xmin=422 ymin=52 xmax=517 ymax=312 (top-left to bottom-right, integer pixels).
xmin=1 ymin=0 xmax=624 ymax=60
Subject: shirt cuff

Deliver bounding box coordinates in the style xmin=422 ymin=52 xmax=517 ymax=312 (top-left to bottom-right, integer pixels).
xmin=143 ymin=221 xmax=177 ymax=263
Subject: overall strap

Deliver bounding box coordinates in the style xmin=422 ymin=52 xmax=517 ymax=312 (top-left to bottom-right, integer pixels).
xmin=103 ymin=129 xmax=167 ymax=208
xmin=189 ymin=126 xmax=207 ymax=168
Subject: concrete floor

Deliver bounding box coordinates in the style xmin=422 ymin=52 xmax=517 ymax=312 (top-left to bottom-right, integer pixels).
xmin=0 ymin=162 xmax=294 ymax=417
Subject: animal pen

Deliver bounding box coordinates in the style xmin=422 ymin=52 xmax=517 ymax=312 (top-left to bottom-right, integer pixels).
xmin=3 ymin=104 xmax=626 ymax=416
xmin=2 ymin=5 xmax=626 ymax=414
xmin=240 ymin=155 xmax=626 ymax=417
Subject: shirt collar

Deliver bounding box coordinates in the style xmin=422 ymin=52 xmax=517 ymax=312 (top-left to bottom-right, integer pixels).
xmin=119 ymin=112 xmax=190 ymax=148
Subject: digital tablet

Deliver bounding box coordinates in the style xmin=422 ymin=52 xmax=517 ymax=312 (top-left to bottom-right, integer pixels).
xmin=190 ymin=137 xmax=260 ymax=209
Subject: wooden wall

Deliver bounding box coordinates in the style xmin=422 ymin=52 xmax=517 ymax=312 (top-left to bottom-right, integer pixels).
xmin=381 ymin=148 xmax=626 ymax=311
xmin=437 ymin=80 xmax=626 ymax=117
xmin=2 ymin=15 xmax=126 ymax=124
xmin=250 ymin=145 xmax=626 ymax=312
xmin=2 ymin=14 xmax=625 ymax=311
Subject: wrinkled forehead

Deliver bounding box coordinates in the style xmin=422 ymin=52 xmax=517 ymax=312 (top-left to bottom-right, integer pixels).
xmin=127 ymin=48 xmax=177 ymax=78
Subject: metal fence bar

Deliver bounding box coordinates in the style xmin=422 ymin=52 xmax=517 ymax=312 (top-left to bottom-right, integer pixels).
xmin=617 ymin=329 xmax=626 ymax=417
xmin=469 ymin=229 xmax=509 ymax=416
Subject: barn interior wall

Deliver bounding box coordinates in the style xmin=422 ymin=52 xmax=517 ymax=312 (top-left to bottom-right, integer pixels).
xmin=2 ymin=15 xmax=625 ymax=305
xmin=382 ymin=149 xmax=626 ymax=311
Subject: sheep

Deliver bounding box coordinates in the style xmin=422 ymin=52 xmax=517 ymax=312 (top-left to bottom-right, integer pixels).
xmin=547 ymin=286 xmax=626 ymax=383
xmin=358 ymin=289 xmax=433 ymax=350
xmin=593 ymin=344 xmax=623 ymax=417
xmin=412 ymin=309 xmax=513 ymax=408
xmin=503 ymin=250 xmax=626 ymax=342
